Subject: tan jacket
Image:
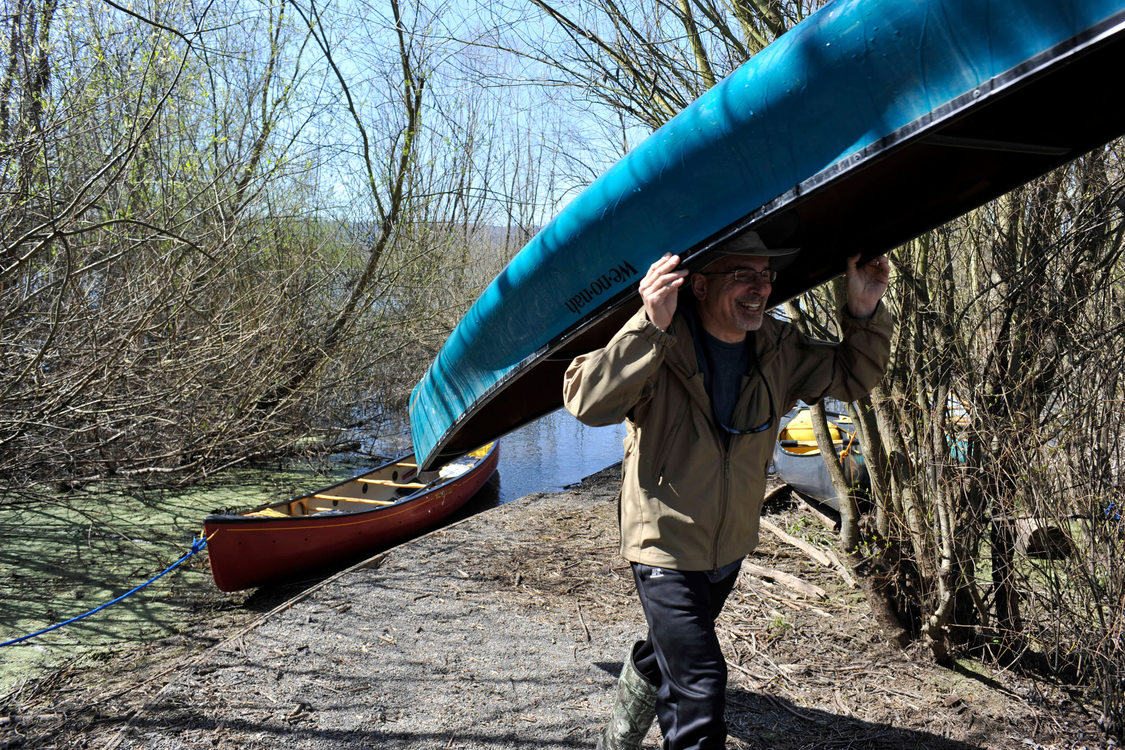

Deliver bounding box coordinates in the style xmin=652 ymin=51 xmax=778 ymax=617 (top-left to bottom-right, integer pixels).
xmin=563 ymin=302 xmax=893 ymax=570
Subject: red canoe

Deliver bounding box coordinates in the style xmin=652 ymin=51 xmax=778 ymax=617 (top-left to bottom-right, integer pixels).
xmin=203 ymin=442 xmax=499 ymax=591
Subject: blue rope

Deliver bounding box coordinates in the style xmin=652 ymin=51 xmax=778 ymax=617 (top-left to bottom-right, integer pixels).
xmin=0 ymin=536 xmax=209 ymax=648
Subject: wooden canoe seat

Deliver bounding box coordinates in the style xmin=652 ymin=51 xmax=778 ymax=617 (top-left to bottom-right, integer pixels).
xmin=358 ymin=479 xmax=426 ymax=488
xmin=312 ymin=492 xmax=395 ymax=505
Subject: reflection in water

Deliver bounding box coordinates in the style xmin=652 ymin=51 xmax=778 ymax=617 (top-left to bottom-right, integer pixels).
xmin=491 ymin=409 xmax=625 ymax=504
xmin=414 ymin=408 xmax=627 ymax=527
xmin=438 ymin=409 xmax=624 ymax=536
xmin=369 ymin=408 xmax=626 ymax=507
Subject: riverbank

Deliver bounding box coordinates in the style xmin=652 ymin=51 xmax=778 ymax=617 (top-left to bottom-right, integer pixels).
xmin=1 ymin=465 xmax=1109 ymax=749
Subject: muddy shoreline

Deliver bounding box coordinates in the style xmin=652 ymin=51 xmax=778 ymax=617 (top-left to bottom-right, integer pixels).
xmin=1 ymin=465 xmax=1110 ymax=749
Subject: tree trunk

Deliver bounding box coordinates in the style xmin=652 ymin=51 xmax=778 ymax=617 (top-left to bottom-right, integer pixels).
xmin=808 ymin=400 xmax=860 ymax=551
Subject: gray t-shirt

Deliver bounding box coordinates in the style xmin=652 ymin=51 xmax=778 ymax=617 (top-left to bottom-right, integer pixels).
xmin=702 ymin=331 xmax=750 ymax=428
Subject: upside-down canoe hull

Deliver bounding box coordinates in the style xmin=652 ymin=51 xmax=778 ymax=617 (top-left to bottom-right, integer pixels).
xmin=409 ymin=0 xmax=1125 ymax=471
xmin=202 ymin=442 xmax=499 ymax=591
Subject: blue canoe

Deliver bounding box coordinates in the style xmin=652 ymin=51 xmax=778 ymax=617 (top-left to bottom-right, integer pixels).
xmin=410 ymin=0 xmax=1125 ymax=470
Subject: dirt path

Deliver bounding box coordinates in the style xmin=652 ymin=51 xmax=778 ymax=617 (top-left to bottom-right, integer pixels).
xmin=1 ymin=466 xmax=1108 ymax=749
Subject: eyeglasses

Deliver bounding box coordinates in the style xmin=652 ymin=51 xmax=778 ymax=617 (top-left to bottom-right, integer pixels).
xmin=699 ymin=267 xmax=777 ymax=285
xmin=715 ymin=375 xmax=776 ymax=435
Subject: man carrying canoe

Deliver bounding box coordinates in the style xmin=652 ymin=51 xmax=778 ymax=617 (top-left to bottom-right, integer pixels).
xmin=563 ymin=231 xmax=892 ymax=750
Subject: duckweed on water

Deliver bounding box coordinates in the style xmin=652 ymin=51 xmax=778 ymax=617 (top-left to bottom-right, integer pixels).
xmin=0 ymin=458 xmax=370 ymax=693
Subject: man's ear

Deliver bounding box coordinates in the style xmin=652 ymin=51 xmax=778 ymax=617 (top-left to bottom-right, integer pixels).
xmin=690 ymin=272 xmax=707 ymax=301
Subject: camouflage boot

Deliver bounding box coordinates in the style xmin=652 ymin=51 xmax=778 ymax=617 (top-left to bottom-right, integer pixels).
xmin=596 ymin=644 xmax=658 ymax=750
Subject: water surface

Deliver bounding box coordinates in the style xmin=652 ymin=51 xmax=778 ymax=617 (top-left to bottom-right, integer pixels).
xmin=493 ymin=409 xmax=625 ymax=503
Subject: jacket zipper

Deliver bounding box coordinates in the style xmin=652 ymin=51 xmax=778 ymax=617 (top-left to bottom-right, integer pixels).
xmin=713 ymin=439 xmax=732 ymax=570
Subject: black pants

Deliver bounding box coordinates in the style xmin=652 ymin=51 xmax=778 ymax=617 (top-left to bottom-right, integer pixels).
xmin=630 ymin=562 xmax=742 ymax=750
